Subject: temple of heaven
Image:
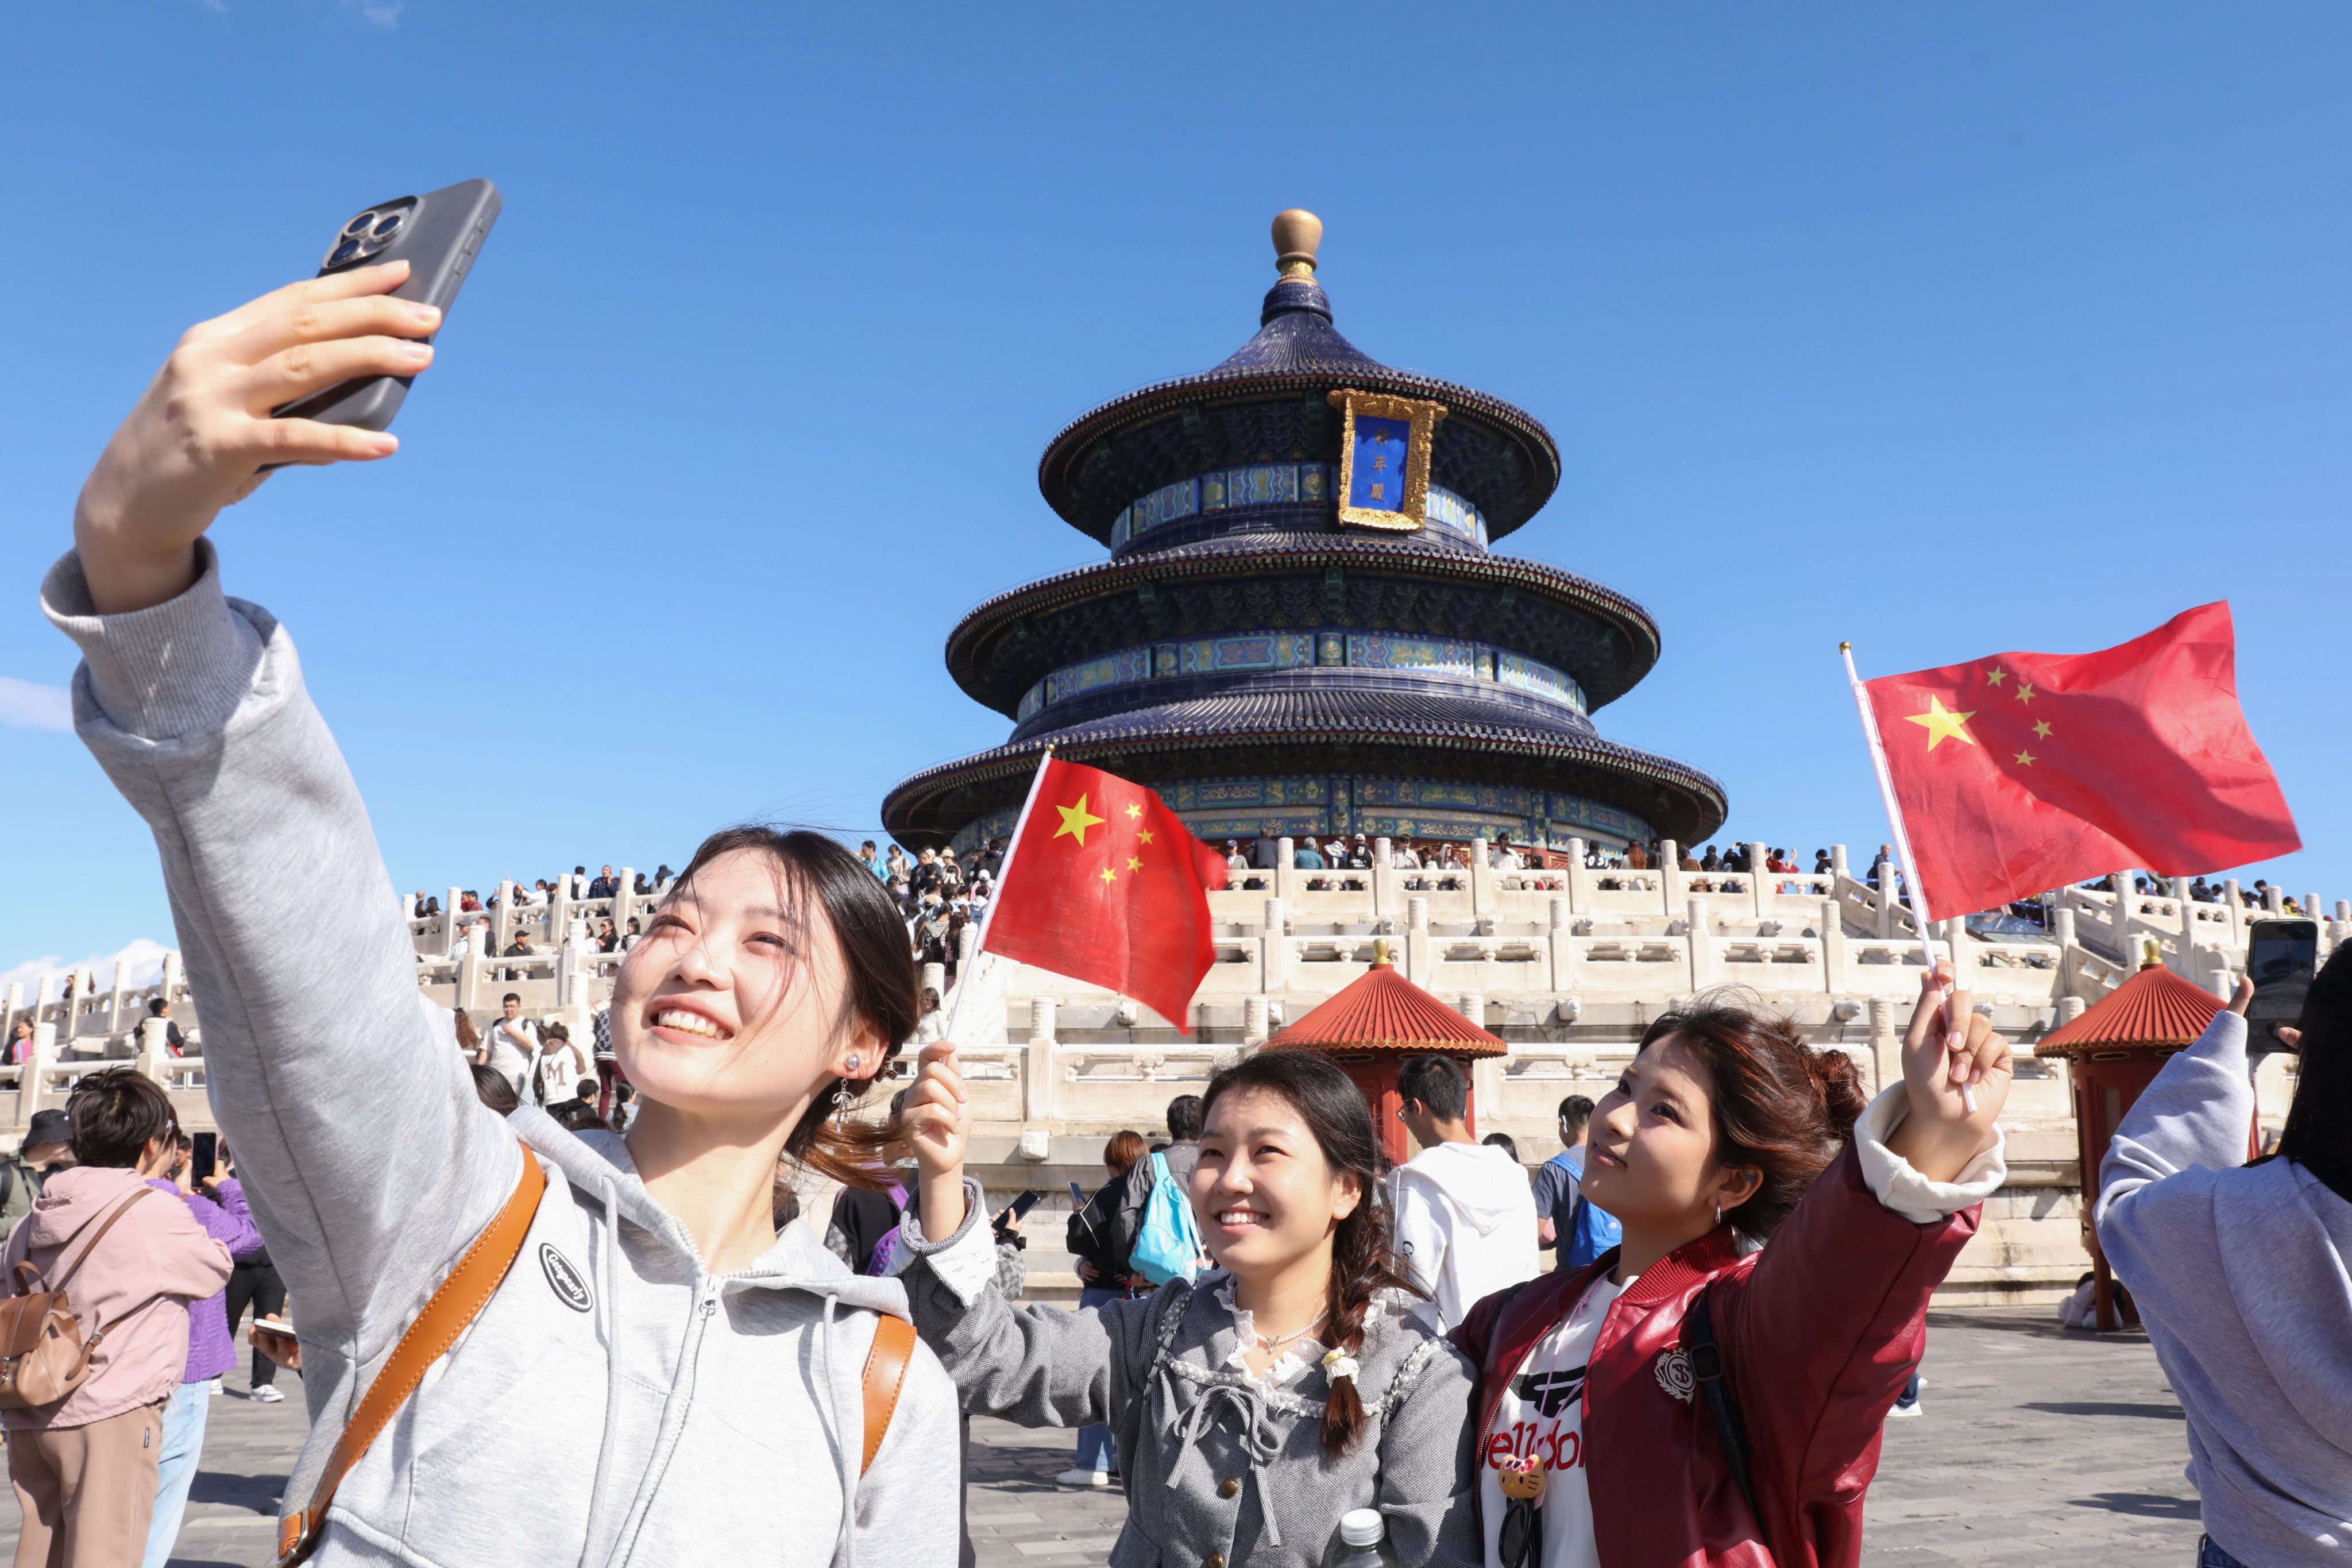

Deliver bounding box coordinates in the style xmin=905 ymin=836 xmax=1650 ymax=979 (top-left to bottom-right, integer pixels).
xmin=882 ymin=211 xmax=1725 ymax=860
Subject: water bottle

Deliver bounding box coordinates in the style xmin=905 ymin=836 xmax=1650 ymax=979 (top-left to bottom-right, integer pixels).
xmin=1327 ymin=1508 xmax=1396 ymax=1568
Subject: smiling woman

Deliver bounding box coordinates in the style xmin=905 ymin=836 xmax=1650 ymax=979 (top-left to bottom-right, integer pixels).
xmin=894 ymin=1045 xmax=1480 ymax=1568
xmin=38 ymin=268 xmax=962 ymax=1567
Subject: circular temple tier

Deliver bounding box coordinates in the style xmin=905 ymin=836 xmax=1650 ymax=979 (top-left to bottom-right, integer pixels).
xmin=883 ymin=215 xmax=1725 ymax=859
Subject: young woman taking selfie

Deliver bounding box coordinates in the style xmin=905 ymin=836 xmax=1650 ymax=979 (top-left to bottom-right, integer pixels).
xmin=899 ymin=1046 xmax=1480 ymax=1568
xmin=1451 ymin=967 xmax=2007 ymax=1568
xmin=43 ymin=263 xmax=959 ymax=1566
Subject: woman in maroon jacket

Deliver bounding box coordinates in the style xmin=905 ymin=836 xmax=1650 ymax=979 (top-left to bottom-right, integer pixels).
xmin=1454 ymin=965 xmax=2007 ymax=1568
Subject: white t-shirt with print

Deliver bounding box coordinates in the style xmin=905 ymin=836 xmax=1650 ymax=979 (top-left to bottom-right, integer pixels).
xmin=1476 ymin=1273 xmax=1626 ymax=1568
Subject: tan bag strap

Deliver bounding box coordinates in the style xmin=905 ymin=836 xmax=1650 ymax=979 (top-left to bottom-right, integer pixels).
xmin=44 ymin=1186 xmax=154 ymax=1297
xmin=859 ymin=1314 xmax=918 ymax=1477
xmin=276 ymin=1142 xmax=545 ymax=1567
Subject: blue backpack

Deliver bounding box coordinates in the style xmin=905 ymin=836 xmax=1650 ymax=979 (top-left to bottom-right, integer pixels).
xmin=1129 ymin=1153 xmax=1206 ymax=1285
xmin=1557 ymin=1152 xmax=1623 ymax=1269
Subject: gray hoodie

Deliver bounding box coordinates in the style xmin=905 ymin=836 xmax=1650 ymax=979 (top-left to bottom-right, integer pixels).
xmin=41 ymin=544 xmax=960 ymax=1568
xmin=2097 ymin=1009 xmax=2352 ymax=1563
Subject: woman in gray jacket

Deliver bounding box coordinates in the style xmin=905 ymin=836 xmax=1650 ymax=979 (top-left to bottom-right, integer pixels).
xmin=899 ymin=1044 xmax=1481 ymax=1568
xmin=44 ymin=261 xmax=961 ymax=1567
xmin=2097 ymin=956 xmax=2352 ymax=1566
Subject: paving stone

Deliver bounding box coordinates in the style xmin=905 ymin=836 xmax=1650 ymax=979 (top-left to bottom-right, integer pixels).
xmin=0 ymin=1308 xmax=2207 ymax=1566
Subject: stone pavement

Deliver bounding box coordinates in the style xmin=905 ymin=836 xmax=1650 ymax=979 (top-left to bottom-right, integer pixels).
xmin=0 ymin=1308 xmax=2202 ymax=1567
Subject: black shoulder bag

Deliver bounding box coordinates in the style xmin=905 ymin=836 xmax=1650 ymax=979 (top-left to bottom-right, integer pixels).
xmin=1683 ymin=1284 xmax=1759 ymax=1522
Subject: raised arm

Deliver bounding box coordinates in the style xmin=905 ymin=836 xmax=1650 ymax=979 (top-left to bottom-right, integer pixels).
xmin=1720 ymin=965 xmax=2006 ymax=1527
xmin=2094 ymin=980 xmax=2258 ymax=1316
xmin=45 ymin=265 xmax=521 ymax=1362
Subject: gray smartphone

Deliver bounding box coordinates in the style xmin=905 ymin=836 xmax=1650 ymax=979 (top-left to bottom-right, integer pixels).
xmin=2245 ymin=918 xmax=2317 ymax=1051
xmin=274 ymin=177 xmax=501 ymax=432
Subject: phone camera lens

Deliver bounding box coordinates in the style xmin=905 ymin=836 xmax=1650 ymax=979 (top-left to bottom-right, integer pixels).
xmin=371 ymin=213 xmax=404 ymax=237
xmin=343 ymin=213 xmax=375 ymax=237
xmin=329 ymin=239 xmax=362 ymax=266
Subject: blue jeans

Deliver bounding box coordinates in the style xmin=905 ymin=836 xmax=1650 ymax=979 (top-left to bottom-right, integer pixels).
xmin=2197 ymin=1536 xmax=2251 ymax=1568
xmin=1073 ymin=1285 xmax=1121 ymax=1474
xmin=141 ymin=1378 xmax=212 ymax=1568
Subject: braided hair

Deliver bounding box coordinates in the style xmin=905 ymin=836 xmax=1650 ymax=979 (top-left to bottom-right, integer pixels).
xmin=1200 ymin=1050 xmax=1422 ymax=1457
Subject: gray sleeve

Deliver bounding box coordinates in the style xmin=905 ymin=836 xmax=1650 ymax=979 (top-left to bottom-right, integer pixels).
xmin=2095 ymin=1009 xmax=2253 ymax=1303
xmin=1375 ymin=1341 xmax=1482 ymax=1568
xmin=898 ymin=1178 xmax=1166 ymax=1431
xmin=40 ymin=544 xmax=520 ymax=1367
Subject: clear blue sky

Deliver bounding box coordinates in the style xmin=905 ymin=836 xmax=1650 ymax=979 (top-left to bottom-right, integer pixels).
xmin=5 ymin=2 xmax=2347 ymax=978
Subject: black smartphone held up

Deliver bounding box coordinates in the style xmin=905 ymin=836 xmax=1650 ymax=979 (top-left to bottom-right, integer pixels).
xmin=189 ymin=1132 xmax=218 ymax=1185
xmin=1067 ymin=1180 xmax=1087 ymax=1209
xmin=274 ymin=177 xmax=501 ymax=434
xmin=2245 ymin=917 xmax=2317 ymax=1051
xmin=1007 ymin=1189 xmax=1043 ymax=1221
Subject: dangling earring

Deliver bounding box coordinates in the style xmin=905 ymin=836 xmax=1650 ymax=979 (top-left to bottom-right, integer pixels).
xmin=1714 ymin=1202 xmax=1723 ymax=1226
xmin=832 ymin=1054 xmax=862 ymax=1127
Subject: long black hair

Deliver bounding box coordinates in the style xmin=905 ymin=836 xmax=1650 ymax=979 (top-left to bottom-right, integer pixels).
xmin=1200 ymin=1049 xmax=1421 ymax=1457
xmin=661 ymin=826 xmax=922 ymax=1188
xmin=2278 ymin=944 xmax=2352 ymax=1202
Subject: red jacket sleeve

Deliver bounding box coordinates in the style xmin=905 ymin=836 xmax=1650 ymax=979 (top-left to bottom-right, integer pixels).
xmin=1712 ymin=1144 xmax=1979 ymax=1565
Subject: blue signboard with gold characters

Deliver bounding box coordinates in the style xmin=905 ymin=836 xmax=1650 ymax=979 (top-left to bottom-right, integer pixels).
xmin=1328 ymin=389 xmax=1447 ymax=532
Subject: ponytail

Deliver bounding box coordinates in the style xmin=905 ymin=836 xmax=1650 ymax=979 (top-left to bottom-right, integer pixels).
xmin=1201 ymin=1051 xmax=1421 ymax=1458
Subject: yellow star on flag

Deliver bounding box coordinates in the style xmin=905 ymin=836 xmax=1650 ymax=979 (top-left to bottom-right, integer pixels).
xmin=2015 ymin=750 xmax=2037 ymax=766
xmin=1123 ymin=802 xmax=1143 ymax=820
xmin=1904 ymin=696 xmax=1979 ymax=751
xmin=1054 ymin=794 xmax=1104 ymax=845
xmin=2014 ymin=682 xmax=2036 ymax=705
xmin=1127 ymin=856 xmax=1143 ymax=871
xmin=1986 ymin=666 xmax=2007 ymax=686
xmin=1098 ymin=866 xmax=1118 ymax=885
xmin=2032 ymin=720 xmax=2053 ymax=739
xmin=1137 ymin=828 xmax=1156 ymax=845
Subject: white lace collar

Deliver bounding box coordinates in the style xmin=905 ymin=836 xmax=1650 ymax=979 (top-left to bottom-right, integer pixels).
xmin=1215 ymin=1276 xmax=1328 ymax=1391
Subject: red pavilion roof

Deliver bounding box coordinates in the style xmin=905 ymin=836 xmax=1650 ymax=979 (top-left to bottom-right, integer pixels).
xmin=1265 ymin=961 xmax=1508 ymax=1058
xmin=2034 ymin=960 xmax=2223 ymax=1057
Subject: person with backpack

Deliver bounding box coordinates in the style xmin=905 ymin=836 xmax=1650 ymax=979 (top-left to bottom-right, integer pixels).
xmin=1529 ymin=1097 xmax=1620 ymax=1269
xmin=1449 ymin=968 xmax=2005 ymax=1568
xmin=40 ymin=266 xmax=960 ymax=1566
xmin=1113 ymin=1093 xmax=1204 ymax=1272
xmin=899 ymin=1045 xmax=1480 ymax=1567
xmin=2096 ymin=959 xmax=2352 ymax=1566
xmin=0 ymin=1109 xmax=77 ymax=1231
xmin=2 ymin=1071 xmax=234 ymax=1568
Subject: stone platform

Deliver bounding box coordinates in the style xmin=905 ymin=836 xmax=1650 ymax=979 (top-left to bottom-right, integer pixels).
xmin=18 ymin=1308 xmax=2203 ymax=1567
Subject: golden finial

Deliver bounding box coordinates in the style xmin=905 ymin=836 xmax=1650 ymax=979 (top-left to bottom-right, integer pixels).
xmin=1373 ymin=936 xmax=1392 ymax=965
xmin=1272 ymin=210 xmax=1323 ymax=279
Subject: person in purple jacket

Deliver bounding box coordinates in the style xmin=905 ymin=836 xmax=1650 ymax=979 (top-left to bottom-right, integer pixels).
xmin=141 ymin=1129 xmax=265 ymax=1568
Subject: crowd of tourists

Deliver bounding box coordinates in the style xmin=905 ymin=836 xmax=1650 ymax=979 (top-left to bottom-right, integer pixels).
xmin=2 ymin=259 xmax=2343 ymax=1568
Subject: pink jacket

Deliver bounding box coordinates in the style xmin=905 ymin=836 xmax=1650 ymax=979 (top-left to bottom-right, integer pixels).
xmin=1 ymin=1165 xmax=234 ymax=1428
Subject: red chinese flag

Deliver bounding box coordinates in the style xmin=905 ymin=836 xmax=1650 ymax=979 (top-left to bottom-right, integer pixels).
xmin=981 ymin=758 xmax=1231 ymax=1032
xmin=1862 ymin=602 xmax=2299 ymax=918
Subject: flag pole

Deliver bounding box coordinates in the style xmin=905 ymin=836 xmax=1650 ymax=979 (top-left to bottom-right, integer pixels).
xmin=940 ymin=745 xmax=1056 ymax=1047
xmin=1841 ymin=642 xmax=1976 ymax=1114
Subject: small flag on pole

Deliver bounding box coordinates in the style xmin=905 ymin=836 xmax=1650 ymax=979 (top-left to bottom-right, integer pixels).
xmin=1853 ymin=602 xmax=2299 ymax=919
xmin=979 ymin=757 xmax=1230 ymax=1032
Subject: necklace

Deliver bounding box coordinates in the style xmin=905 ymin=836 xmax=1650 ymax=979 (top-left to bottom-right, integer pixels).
xmin=1252 ymin=1310 xmax=1328 ymax=1351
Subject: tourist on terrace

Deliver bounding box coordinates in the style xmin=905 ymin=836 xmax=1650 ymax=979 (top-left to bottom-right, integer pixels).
xmin=42 ymin=264 xmax=959 ymax=1563
xmin=147 ymin=997 xmax=186 ymax=1057
xmin=1295 ymin=839 xmax=1327 ymax=871
xmin=1814 ymin=848 xmax=1833 ymax=875
xmin=1623 ymin=839 xmax=1648 ymax=871
xmin=485 ymin=992 xmax=539 ymax=1097
xmin=900 ymin=1046 xmax=1477 ymax=1567
xmin=1 ymin=1107 xmax=75 ymax=1227
xmin=588 ymin=864 xmax=617 ymax=898
xmin=2095 ymin=957 xmax=2351 ymax=1566
xmin=857 ymin=841 xmax=883 ymax=879
xmin=1225 ymin=839 xmax=1248 ymax=871
xmin=1702 ymin=845 xmax=1722 ymax=872
xmin=1453 ymin=965 xmax=2007 ymax=1568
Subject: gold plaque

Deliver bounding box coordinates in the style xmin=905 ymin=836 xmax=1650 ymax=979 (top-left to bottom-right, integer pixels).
xmin=1327 ymin=389 xmax=1447 ymax=532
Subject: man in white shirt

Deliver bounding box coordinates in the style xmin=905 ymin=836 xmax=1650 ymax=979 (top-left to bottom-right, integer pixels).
xmin=1389 ymin=1054 xmax=1540 ymax=1328
xmin=485 ymin=992 xmax=539 ymax=1099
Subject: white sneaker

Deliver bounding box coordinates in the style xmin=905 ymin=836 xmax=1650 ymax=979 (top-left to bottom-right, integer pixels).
xmin=250 ymin=1384 xmax=285 ymax=1404
xmin=1886 ymin=1399 xmax=1924 ymax=1419
xmin=1053 ymin=1469 xmax=1110 ymax=1488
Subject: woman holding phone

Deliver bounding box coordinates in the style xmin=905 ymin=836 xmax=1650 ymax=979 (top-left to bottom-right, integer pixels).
xmin=43 ymin=261 xmax=960 ymax=1566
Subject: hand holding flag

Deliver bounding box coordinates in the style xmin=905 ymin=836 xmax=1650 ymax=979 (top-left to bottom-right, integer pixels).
xmin=1890 ymin=963 xmax=2011 ymax=1181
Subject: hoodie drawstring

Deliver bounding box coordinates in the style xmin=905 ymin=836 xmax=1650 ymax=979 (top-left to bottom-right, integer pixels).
xmin=581 ymin=1175 xmax=626 ymax=1568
